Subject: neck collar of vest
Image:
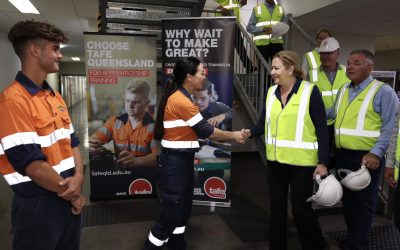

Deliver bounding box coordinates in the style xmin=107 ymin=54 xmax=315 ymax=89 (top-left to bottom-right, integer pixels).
xmin=116 ymin=112 xmax=154 ymax=126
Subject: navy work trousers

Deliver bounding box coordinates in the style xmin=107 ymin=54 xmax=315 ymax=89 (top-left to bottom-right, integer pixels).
xmin=11 ymin=193 xmax=81 ymax=250
xmin=336 ymin=149 xmax=384 ymax=250
xmin=143 ymin=149 xmax=195 ymax=250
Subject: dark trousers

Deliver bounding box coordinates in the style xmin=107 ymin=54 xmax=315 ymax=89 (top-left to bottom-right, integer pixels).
xmin=394 ymin=182 xmax=400 ymax=232
xmin=267 ymin=161 xmax=327 ymax=250
xmin=257 ymin=43 xmax=284 ymax=64
xmin=11 ymin=193 xmax=81 ymax=250
xmin=143 ymin=149 xmax=195 ymax=250
xmin=336 ymin=149 xmax=384 ymax=250
xmin=328 ymin=124 xmax=336 ymax=170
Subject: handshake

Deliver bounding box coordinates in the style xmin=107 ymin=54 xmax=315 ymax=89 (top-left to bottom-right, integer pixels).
xmin=230 ymin=128 xmax=252 ymax=144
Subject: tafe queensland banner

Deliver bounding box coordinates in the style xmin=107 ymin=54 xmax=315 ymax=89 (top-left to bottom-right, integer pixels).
xmin=162 ymin=17 xmax=236 ymax=207
xmin=84 ymin=33 xmax=157 ymax=201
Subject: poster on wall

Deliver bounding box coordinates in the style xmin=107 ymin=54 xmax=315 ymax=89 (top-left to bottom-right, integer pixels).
xmin=162 ymin=17 xmax=236 ymax=207
xmin=83 ymin=33 xmax=157 ymax=201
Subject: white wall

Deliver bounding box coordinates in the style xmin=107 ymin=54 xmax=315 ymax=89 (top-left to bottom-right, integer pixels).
xmin=374 ymin=49 xmax=400 ymax=71
xmin=0 ymin=30 xmax=20 ymax=91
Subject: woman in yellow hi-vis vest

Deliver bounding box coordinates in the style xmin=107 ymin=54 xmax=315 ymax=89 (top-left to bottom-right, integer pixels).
xmin=242 ymin=51 xmax=329 ymax=250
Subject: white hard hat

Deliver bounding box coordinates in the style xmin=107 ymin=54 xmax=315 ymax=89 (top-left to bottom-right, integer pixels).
xmin=306 ymin=174 xmax=343 ymax=207
xmin=318 ymin=37 xmax=340 ymax=52
xmin=337 ymin=164 xmax=371 ymax=191
xmin=271 ymin=22 xmax=289 ymax=39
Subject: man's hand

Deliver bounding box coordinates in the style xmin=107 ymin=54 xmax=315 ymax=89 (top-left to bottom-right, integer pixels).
xmin=117 ymin=150 xmax=136 ymax=168
xmin=263 ymin=27 xmax=272 ymax=34
xmin=89 ymin=136 xmax=102 ymax=153
xmin=217 ymin=6 xmax=231 ymax=16
xmin=384 ymin=167 xmax=397 ymax=188
xmin=362 ymin=152 xmax=380 ymax=170
xmin=313 ymin=164 xmax=328 ymax=177
xmin=208 ymin=114 xmax=225 ymax=127
xmin=58 ymin=174 xmax=84 ymax=201
xmin=71 ymin=195 xmax=86 ymax=215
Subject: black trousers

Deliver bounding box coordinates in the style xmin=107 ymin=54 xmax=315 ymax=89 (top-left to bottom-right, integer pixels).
xmin=257 ymin=43 xmax=284 ymax=64
xmin=143 ymin=149 xmax=195 ymax=250
xmin=267 ymin=161 xmax=327 ymax=250
xmin=336 ymin=149 xmax=384 ymax=250
xmin=11 ymin=193 xmax=81 ymax=250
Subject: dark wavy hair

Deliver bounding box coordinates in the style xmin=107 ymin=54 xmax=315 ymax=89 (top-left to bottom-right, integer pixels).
xmin=154 ymin=57 xmax=201 ymax=140
xmin=8 ymin=20 xmax=68 ymax=59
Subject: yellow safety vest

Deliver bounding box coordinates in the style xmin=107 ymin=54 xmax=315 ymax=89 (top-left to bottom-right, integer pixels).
xmin=309 ymin=65 xmax=349 ymax=125
xmin=264 ymin=81 xmax=318 ymax=166
xmin=334 ymin=80 xmax=383 ymax=150
xmin=215 ymin=0 xmax=240 ymax=19
xmin=253 ymin=4 xmax=284 ymax=46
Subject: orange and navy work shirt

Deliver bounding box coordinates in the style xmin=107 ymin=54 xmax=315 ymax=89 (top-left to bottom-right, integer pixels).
xmin=95 ymin=112 xmax=156 ymax=156
xmin=162 ymin=87 xmax=214 ymax=150
xmin=0 ymin=72 xmax=80 ymax=196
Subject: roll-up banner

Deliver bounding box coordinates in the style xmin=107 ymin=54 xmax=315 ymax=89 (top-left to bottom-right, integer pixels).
xmin=162 ymin=17 xmax=236 ymax=207
xmin=83 ymin=33 xmax=157 ymax=201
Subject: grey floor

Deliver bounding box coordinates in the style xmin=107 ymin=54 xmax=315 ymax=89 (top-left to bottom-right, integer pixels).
xmin=0 ymin=99 xmax=395 ymax=250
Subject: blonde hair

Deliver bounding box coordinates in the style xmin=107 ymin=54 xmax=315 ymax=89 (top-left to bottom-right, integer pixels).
xmin=273 ymin=50 xmax=305 ymax=80
xmin=125 ymin=79 xmax=150 ymax=97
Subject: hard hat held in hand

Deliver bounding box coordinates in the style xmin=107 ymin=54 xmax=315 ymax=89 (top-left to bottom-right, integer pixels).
xmin=318 ymin=37 xmax=340 ymax=53
xmin=306 ymin=174 xmax=343 ymax=207
xmin=271 ymin=22 xmax=289 ymax=39
xmin=337 ymin=164 xmax=371 ymax=191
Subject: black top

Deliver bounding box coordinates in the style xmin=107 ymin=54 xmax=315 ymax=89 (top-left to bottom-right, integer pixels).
xmin=250 ymin=79 xmax=329 ymax=165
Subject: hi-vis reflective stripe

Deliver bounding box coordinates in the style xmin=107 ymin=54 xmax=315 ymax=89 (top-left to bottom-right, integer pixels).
xmin=256 ymin=21 xmax=279 ymax=27
xmin=1 ymin=128 xmax=72 ymax=151
xmin=161 ymin=139 xmax=199 ymax=148
xmin=163 ymin=113 xmax=203 ymax=128
xmin=336 ymin=80 xmax=382 ymax=138
xmin=3 ymin=156 xmax=75 ymax=185
xmin=224 ymin=0 xmax=238 ymax=9
xmin=253 ymin=35 xmax=271 ymax=40
xmin=307 ymin=51 xmax=318 ymax=81
xmin=173 ymin=226 xmax=186 ymax=234
xmin=265 ymin=137 xmax=318 ymax=149
xmin=148 ymin=231 xmax=165 ymax=247
xmin=335 ymin=83 xmax=349 ymax=115
xmin=266 ymin=82 xmax=318 ymax=150
xmin=321 ymin=89 xmax=339 ymax=96
xmin=335 ymin=128 xmax=380 ymax=138
xmin=307 ymin=52 xmax=318 ymax=70
xmin=0 ymin=144 xmax=3 ymax=154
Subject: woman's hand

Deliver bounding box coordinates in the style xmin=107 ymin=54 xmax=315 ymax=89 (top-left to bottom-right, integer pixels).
xmin=313 ymin=164 xmax=328 ymax=178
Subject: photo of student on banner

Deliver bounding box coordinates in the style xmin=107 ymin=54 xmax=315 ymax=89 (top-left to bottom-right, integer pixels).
xmin=89 ymin=79 xmax=157 ymax=172
xmin=192 ymin=79 xmax=232 ymax=131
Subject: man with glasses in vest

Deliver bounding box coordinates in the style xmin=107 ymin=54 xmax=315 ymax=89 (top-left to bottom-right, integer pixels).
xmin=246 ymin=0 xmax=285 ymax=64
xmin=309 ymin=37 xmax=349 ymax=168
xmin=333 ymin=50 xmax=398 ymax=249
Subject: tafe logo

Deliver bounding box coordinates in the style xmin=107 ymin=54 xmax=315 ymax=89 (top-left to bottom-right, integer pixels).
xmin=204 ymin=177 xmax=226 ymax=199
xmin=129 ymin=178 xmax=152 ymax=195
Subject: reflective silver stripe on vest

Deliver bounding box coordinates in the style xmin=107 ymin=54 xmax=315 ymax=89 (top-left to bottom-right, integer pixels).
xmin=253 ymin=34 xmax=271 ymax=41
xmin=161 ymin=139 xmax=199 ymax=149
xmin=163 ymin=113 xmax=203 ymax=128
xmin=321 ymin=89 xmax=339 ymax=97
xmin=3 ymin=156 xmax=75 ymax=185
xmin=173 ymin=226 xmax=186 ymax=234
xmin=266 ymin=82 xmax=318 ymax=150
xmin=335 ymin=80 xmax=382 ymax=138
xmin=256 ymin=21 xmax=279 ymax=27
xmin=148 ymin=231 xmax=165 ymax=247
xmin=224 ymin=1 xmax=239 ymax=9
xmin=307 ymin=51 xmax=318 ymax=81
